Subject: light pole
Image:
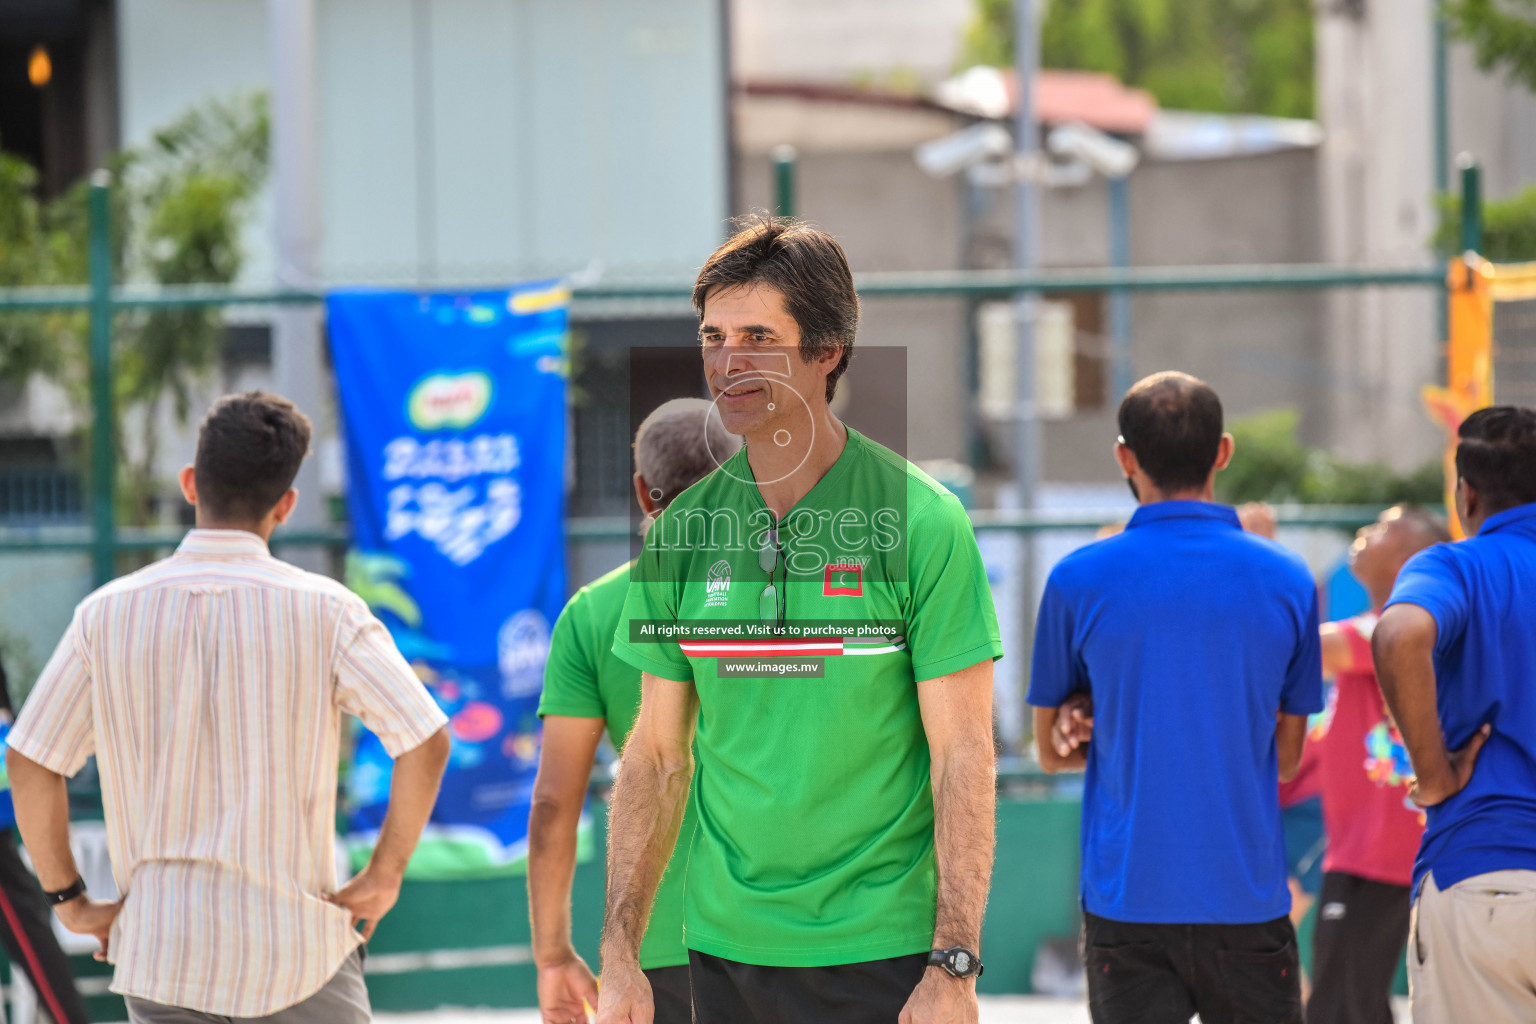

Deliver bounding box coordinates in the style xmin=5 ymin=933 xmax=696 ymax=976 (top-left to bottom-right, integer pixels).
xmin=268 ymin=0 xmax=328 ymax=567
xmin=773 ymin=145 xmax=797 ymax=219
xmin=1107 ymin=174 xmax=1133 ymax=398
xmin=1012 ymin=0 xmax=1041 ymax=514
xmin=1044 ymin=122 xmax=1141 ymax=397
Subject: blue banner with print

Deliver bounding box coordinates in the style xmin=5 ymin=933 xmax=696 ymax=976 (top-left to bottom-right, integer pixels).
xmin=0 ymin=721 xmax=14 ymax=831
xmin=329 ymin=283 xmax=568 ymax=878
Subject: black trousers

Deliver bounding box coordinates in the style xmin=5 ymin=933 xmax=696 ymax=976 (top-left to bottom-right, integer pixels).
xmin=1083 ymin=911 xmax=1302 ymax=1024
xmin=688 ymin=949 xmax=927 ymax=1024
xmin=1307 ymin=872 xmax=1410 ymax=1024
xmin=645 ymin=964 xmax=692 ymax=1024
xmin=0 ymin=829 xmax=89 ymax=1024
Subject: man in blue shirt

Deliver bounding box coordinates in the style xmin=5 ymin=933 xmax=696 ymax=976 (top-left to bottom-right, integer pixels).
xmin=1029 ymin=371 xmax=1322 ymax=1024
xmin=1373 ymin=405 xmax=1536 ymax=1024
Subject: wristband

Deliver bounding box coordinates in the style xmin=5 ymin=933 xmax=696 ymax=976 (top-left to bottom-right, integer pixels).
xmin=44 ymin=877 xmax=86 ymax=906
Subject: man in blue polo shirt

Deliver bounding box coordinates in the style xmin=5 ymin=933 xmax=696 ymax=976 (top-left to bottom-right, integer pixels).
xmin=1373 ymin=405 xmax=1536 ymax=1023
xmin=1029 ymin=371 xmax=1321 ymax=1024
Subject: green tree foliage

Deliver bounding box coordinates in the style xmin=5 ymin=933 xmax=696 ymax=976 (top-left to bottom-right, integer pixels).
xmin=1436 ymin=4 xmax=1536 ymax=263
xmin=0 ymin=156 xmax=90 ymax=387
xmin=1435 ymin=187 xmax=1536 ymax=261
xmin=114 ymin=94 xmax=270 ymax=523
xmin=1216 ymin=409 xmax=1444 ymax=505
xmin=961 ymin=0 xmax=1015 ymax=70
xmin=1445 ymin=0 xmax=1536 ymax=91
xmin=0 ymin=92 xmax=269 ymax=525
xmin=959 ymin=0 xmax=1315 ymax=119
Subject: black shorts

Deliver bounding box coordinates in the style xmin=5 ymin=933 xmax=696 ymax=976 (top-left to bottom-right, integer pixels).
xmin=688 ymin=948 xmax=927 ymax=1024
xmin=645 ymin=964 xmax=692 ymax=1024
xmin=1083 ymin=911 xmax=1302 ymax=1024
xmin=1307 ymin=871 xmax=1410 ymax=1024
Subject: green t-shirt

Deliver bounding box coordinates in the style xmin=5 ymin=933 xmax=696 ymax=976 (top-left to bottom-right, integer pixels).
xmin=612 ymin=427 xmax=1003 ymax=967
xmin=538 ymin=560 xmax=691 ymax=970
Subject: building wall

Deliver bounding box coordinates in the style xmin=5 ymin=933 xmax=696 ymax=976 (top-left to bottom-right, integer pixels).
xmin=736 ymin=90 xmax=1331 ymax=483
xmin=1033 ymin=150 xmax=1327 ymax=482
xmin=731 ymin=0 xmax=973 ymax=90
xmin=735 ymin=97 xmax=969 ymax=464
xmin=1131 ymin=150 xmax=1327 ymax=426
xmin=1317 ymin=1 xmax=1449 ymax=470
xmin=117 ymin=0 xmax=730 ymax=287
xmin=1449 ymin=42 xmax=1536 ymax=202
xmin=1313 ymin=8 xmax=1536 ymax=472
xmin=113 ymin=0 xmax=734 ymax=526
xmin=117 ymin=0 xmax=275 ymax=283
xmin=317 ymin=0 xmax=728 ymax=285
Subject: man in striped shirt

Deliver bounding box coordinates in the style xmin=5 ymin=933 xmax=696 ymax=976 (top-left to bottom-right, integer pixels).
xmin=6 ymin=391 xmax=451 ymax=1023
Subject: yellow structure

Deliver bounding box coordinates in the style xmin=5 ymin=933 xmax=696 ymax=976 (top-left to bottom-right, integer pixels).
xmin=1426 ymin=257 xmax=1536 ymax=537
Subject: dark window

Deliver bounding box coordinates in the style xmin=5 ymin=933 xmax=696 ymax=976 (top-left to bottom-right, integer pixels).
xmin=1044 ymin=290 xmax=1108 ymax=411
xmin=0 ymin=0 xmax=118 ymax=198
xmin=568 ymin=318 xmax=705 ymax=518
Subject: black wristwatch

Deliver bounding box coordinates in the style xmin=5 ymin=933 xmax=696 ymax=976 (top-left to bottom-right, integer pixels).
xmin=928 ymin=946 xmax=983 ymax=979
xmin=44 ymin=876 xmax=87 ymax=906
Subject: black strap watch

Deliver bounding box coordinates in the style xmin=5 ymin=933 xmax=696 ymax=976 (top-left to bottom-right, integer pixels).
xmin=928 ymin=945 xmax=983 ymax=979
xmin=44 ymin=876 xmax=87 ymax=906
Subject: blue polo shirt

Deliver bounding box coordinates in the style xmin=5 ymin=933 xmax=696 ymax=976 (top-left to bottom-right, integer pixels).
xmin=1028 ymin=501 xmax=1323 ymax=924
xmin=1385 ymin=502 xmax=1536 ymax=895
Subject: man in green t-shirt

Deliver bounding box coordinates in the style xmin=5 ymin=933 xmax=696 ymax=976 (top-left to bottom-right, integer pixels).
xmin=530 ymin=399 xmax=739 ymax=1024
xmin=595 ymin=220 xmax=1003 ymax=1024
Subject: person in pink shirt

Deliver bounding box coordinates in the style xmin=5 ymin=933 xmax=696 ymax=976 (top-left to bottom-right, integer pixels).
xmin=1244 ymin=504 xmax=1448 ymax=1024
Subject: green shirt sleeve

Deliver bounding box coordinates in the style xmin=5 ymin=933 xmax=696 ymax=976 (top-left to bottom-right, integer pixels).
xmin=611 ymin=517 xmax=694 ymax=682
xmin=905 ymin=491 xmax=1004 ymax=681
xmin=538 ymin=589 xmax=607 ymax=719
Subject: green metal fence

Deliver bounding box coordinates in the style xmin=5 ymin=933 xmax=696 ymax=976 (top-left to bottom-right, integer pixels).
xmin=0 ymin=177 xmax=1448 ymax=590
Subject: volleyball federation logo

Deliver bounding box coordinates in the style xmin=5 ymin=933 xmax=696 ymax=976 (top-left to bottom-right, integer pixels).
xmin=705 ymin=559 xmax=732 ymax=608
xmin=498 ymin=609 xmax=551 ymax=698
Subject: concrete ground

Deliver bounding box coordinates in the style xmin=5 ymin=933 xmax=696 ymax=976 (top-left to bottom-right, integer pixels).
xmin=376 ymin=1002 xmax=1089 ymax=1024
xmin=376 ymin=997 xmax=1414 ymax=1023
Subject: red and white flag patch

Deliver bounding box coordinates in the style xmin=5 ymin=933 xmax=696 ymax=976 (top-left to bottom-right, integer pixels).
xmin=823 ymin=562 xmax=863 ymax=596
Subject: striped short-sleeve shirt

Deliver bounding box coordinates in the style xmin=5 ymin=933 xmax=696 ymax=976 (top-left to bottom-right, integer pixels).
xmin=8 ymin=529 xmax=448 ymax=1016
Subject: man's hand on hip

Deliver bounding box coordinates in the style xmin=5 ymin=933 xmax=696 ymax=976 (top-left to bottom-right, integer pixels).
xmin=537 ymin=951 xmax=600 ymax=1024
xmin=327 ymin=862 xmax=403 ymax=942
xmin=55 ymin=895 xmax=124 ymax=962
xmin=594 ymin=957 xmax=653 ymax=1024
xmin=898 ymin=968 xmax=978 ymax=1024
xmin=1412 ymin=723 xmax=1492 ymax=808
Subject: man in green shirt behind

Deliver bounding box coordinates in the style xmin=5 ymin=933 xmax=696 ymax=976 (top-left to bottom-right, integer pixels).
xmin=530 ymin=399 xmax=740 ymax=1024
xmin=595 ymin=220 xmax=1003 ymax=1024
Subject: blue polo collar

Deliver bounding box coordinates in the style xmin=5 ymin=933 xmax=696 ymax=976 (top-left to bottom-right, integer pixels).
xmin=1479 ymin=502 xmax=1536 ymax=536
xmin=1127 ymin=500 xmax=1242 ymax=530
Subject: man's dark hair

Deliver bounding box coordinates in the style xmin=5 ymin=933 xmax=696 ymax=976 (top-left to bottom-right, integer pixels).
xmin=1117 ymin=371 xmax=1225 ymax=493
xmin=193 ymin=391 xmax=313 ymax=523
xmin=692 ymin=216 xmax=860 ymax=403
xmin=1456 ymin=405 xmax=1536 ymax=513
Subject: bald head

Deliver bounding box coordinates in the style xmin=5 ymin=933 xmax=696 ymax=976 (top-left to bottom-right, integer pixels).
xmin=1350 ymin=504 xmax=1452 ymax=597
xmin=635 ymin=398 xmax=741 ymax=509
xmin=1393 ymin=504 xmax=1452 ymax=547
xmin=1117 ymin=371 xmax=1225 ymax=494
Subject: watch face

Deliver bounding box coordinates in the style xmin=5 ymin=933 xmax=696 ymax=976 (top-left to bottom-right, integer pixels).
xmin=953 ymin=951 xmax=971 ymax=974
